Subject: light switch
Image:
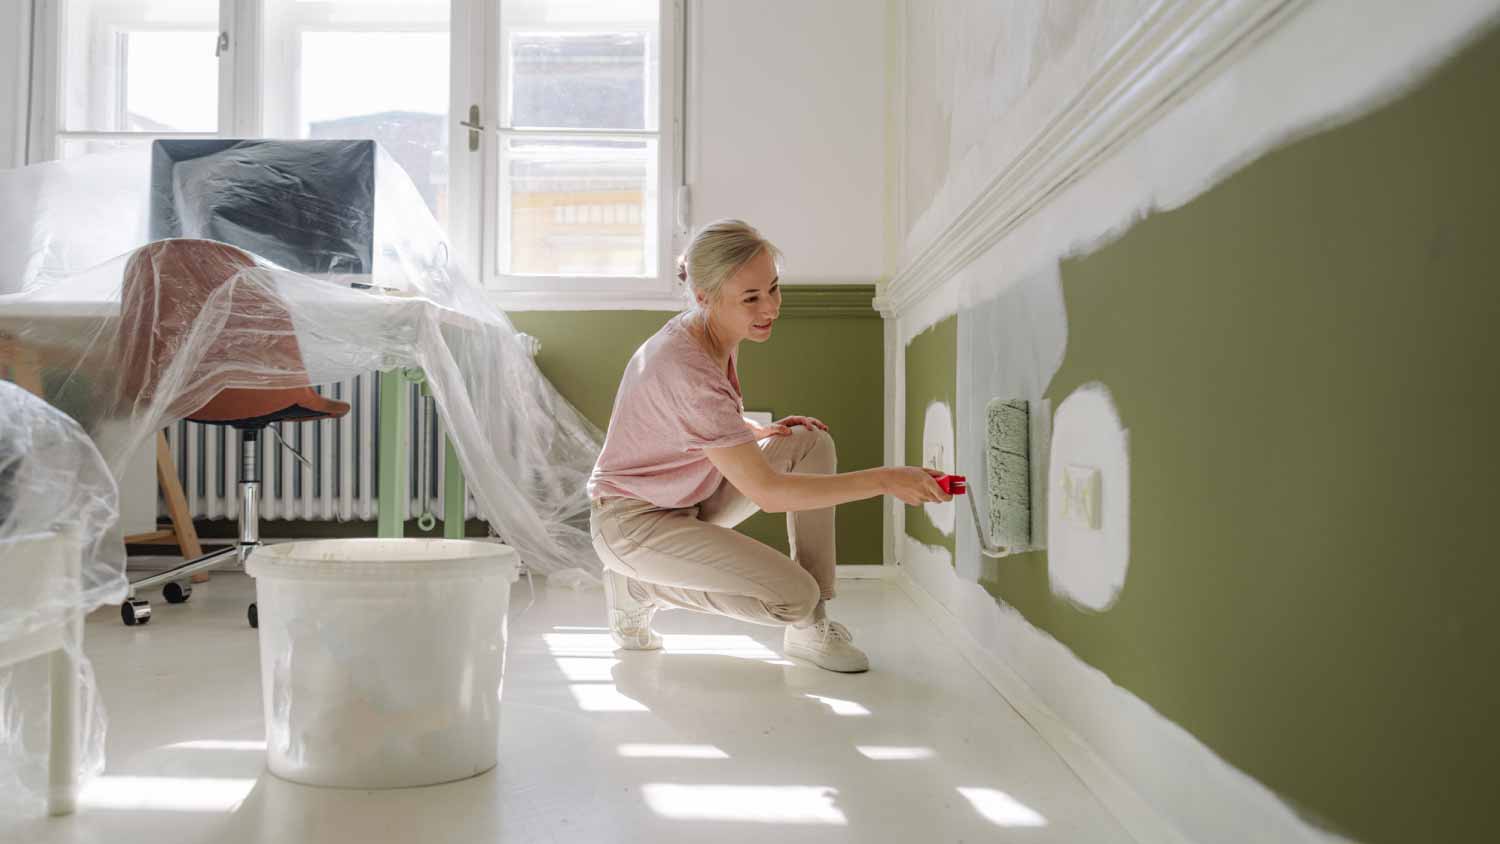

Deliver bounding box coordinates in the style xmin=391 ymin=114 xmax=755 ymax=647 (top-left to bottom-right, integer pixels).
xmin=1061 ymin=465 xmax=1102 ymax=530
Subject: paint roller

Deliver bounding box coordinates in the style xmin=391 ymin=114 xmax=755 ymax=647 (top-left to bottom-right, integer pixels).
xmin=935 ymin=398 xmax=1031 ymax=558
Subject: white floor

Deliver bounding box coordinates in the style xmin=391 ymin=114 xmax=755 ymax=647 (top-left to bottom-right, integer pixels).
xmin=13 ymin=569 xmax=1129 ymax=843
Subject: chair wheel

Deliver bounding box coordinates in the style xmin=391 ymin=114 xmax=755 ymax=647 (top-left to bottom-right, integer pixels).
xmin=163 ymin=581 xmax=192 ymax=604
xmin=121 ymin=599 xmax=152 ymax=626
xmin=248 ymin=603 xmax=258 ymax=628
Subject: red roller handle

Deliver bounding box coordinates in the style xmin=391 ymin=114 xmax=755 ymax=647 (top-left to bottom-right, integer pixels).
xmin=936 ymin=474 xmax=966 ymax=495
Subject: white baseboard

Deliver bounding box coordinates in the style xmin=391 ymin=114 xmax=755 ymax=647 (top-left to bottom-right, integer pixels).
xmin=836 ymin=564 xmax=898 ymax=580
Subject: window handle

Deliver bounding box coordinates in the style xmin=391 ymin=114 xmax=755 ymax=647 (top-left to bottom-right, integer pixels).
xmin=460 ymin=105 xmax=484 ymax=152
xmin=215 ymin=32 xmax=230 ymax=58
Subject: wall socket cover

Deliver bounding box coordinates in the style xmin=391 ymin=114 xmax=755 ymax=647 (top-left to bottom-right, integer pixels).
xmin=1061 ymin=465 xmax=1102 ymax=530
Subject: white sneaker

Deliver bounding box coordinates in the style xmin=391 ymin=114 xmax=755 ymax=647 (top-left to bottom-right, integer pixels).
xmin=784 ymin=618 xmax=869 ymax=673
xmin=603 ymin=569 xmax=662 ymax=650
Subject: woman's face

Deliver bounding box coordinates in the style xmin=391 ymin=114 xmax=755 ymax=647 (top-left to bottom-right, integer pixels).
xmin=704 ymin=248 xmax=781 ymax=344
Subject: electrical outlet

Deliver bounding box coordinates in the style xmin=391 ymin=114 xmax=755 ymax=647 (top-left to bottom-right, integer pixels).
xmin=1061 ymin=465 xmax=1101 ymax=530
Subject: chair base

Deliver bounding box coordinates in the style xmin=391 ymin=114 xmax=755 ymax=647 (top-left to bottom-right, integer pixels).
xmin=126 ymin=545 xmax=241 ymax=596
xmin=121 ymin=544 xmax=256 ymax=627
xmin=122 ymin=428 xmax=266 ymax=627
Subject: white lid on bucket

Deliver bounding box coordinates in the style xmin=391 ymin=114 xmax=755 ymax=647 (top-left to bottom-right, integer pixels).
xmin=246 ymin=538 xmax=520 ymax=582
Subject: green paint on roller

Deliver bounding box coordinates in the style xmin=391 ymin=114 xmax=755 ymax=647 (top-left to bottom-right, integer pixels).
xmin=985 ymin=399 xmax=1031 ymax=549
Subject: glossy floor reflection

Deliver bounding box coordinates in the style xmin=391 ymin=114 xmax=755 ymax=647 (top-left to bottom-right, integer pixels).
xmin=11 ymin=569 xmax=1129 ymax=843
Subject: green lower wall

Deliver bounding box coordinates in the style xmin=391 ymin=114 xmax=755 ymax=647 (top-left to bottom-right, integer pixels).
xmin=511 ymin=298 xmax=884 ymax=565
xmin=902 ymin=317 xmax=956 ymax=553
xmin=904 ymin=26 xmax=1500 ymax=844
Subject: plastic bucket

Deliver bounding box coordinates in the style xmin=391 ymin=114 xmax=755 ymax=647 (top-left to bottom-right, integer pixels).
xmin=246 ymin=538 xmax=518 ymax=789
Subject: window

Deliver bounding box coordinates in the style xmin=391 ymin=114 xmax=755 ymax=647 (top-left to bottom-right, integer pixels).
xmin=485 ymin=0 xmax=678 ymax=301
xmin=119 ymin=30 xmax=219 ymax=131
xmin=260 ymin=0 xmax=452 ymax=225
xmin=38 ymin=0 xmax=226 ymax=160
xmin=500 ymin=29 xmax=656 ymax=277
xmin=28 ymin=0 xmax=683 ymax=308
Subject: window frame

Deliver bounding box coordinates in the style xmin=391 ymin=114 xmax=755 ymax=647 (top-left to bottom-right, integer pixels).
xmin=477 ymin=0 xmax=685 ymax=310
xmin=26 ymin=0 xmax=686 ymax=311
xmin=262 ymin=5 xmax=450 ymax=139
xmin=27 ymin=0 xmax=251 ymax=162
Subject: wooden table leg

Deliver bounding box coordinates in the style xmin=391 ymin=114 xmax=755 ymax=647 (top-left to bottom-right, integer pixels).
xmin=154 ymin=432 xmax=207 ymax=579
xmin=0 ymin=333 xmax=45 ymax=396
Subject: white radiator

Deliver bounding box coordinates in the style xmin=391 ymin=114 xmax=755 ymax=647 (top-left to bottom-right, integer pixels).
xmin=162 ymin=373 xmax=478 ymax=523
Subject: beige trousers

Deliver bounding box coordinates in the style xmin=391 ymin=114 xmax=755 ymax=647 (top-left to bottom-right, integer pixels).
xmin=590 ymin=425 xmax=837 ymax=627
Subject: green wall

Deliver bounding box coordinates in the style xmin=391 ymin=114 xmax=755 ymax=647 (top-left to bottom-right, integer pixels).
xmin=904 ymin=26 xmax=1500 ymax=844
xmin=511 ymin=291 xmax=884 ymax=565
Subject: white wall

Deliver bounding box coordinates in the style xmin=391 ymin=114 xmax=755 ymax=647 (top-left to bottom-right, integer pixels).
xmin=899 ymin=1 xmax=1149 ymax=265
xmin=689 ymin=0 xmax=886 ymax=284
xmin=0 ymin=0 xmax=31 ymax=169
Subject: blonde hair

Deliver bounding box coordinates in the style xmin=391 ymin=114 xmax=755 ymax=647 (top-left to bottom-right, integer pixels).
xmin=677 ymin=219 xmax=782 ymax=308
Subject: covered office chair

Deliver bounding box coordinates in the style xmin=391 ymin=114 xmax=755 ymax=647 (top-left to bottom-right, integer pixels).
xmin=117 ymin=239 xmax=350 ymax=626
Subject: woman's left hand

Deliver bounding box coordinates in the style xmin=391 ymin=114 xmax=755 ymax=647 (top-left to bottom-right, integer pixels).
xmin=776 ymin=416 xmax=829 ymax=432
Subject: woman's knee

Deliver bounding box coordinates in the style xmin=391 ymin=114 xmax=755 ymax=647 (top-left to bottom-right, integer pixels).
xmin=767 ymin=571 xmax=821 ymax=624
xmin=789 ymin=425 xmax=836 ymax=469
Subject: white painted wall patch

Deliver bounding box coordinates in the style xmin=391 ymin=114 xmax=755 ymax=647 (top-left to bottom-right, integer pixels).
xmin=921 ymin=401 xmax=956 ymax=536
xmin=1046 ymin=384 xmax=1129 ymax=611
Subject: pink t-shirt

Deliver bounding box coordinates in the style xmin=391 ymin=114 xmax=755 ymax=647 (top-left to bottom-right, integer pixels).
xmin=588 ymin=313 xmax=760 ymax=507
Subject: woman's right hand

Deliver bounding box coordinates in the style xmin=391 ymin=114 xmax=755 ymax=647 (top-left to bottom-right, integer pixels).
xmin=884 ymin=466 xmax=952 ymax=506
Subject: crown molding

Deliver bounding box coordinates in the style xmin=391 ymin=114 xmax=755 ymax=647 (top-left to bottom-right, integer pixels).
xmin=874 ymin=0 xmax=1304 ymax=320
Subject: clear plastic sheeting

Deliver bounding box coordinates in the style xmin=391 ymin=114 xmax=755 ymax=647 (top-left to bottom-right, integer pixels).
xmin=0 ymin=143 xmax=605 ymax=586
xmin=0 ymin=381 xmax=117 ymax=817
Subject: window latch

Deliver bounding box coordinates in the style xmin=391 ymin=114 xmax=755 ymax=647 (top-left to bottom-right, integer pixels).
xmin=459 ymin=105 xmax=484 ymax=152
xmin=215 ymin=31 xmax=230 ymax=58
